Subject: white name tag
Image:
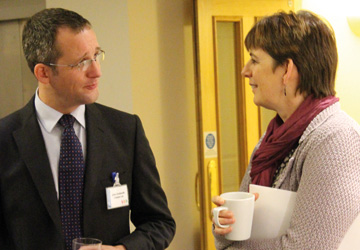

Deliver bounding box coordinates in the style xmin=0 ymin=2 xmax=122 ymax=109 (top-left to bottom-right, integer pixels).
xmin=106 ymin=184 xmax=129 ymax=210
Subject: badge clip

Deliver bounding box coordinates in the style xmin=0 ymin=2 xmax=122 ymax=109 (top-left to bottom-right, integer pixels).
xmin=112 ymin=172 xmax=121 ymax=187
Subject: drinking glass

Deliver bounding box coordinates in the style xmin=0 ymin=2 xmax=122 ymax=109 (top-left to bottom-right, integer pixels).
xmin=72 ymin=238 xmax=102 ymax=250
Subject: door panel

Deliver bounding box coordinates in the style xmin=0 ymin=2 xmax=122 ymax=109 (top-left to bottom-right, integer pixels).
xmin=0 ymin=19 xmax=37 ymax=118
xmin=0 ymin=20 xmax=23 ymax=118
xmin=194 ymin=1 xmax=294 ymax=249
xmin=215 ymin=18 xmax=248 ymax=194
xmin=216 ymin=21 xmax=241 ymax=193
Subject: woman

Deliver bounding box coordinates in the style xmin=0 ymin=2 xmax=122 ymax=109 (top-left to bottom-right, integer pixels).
xmin=212 ymin=10 xmax=360 ymax=250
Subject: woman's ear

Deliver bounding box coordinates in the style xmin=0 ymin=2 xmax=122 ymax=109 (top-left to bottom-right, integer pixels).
xmin=283 ymin=59 xmax=295 ymax=85
xmin=34 ymin=63 xmax=51 ymax=84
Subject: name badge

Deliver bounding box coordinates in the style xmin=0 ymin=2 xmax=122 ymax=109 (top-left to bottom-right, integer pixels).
xmin=106 ymin=172 xmax=129 ymax=210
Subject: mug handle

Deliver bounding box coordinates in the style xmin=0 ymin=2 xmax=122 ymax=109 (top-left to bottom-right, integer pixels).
xmin=213 ymin=207 xmax=230 ymax=228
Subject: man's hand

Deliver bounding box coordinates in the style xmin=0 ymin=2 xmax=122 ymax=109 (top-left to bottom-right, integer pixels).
xmin=101 ymin=245 xmax=126 ymax=250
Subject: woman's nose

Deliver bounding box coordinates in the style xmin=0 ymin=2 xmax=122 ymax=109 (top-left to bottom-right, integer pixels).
xmin=241 ymin=64 xmax=251 ymax=78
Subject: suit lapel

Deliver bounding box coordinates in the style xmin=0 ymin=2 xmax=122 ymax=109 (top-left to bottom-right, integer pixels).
xmin=13 ymin=98 xmax=62 ymax=234
xmin=83 ymin=104 xmax=105 ymax=219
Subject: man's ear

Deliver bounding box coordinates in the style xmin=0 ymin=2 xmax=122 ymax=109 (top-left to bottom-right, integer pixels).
xmin=34 ymin=63 xmax=52 ymax=84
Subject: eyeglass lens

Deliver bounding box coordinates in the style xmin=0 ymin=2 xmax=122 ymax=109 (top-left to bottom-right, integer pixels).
xmin=80 ymin=51 xmax=104 ymax=71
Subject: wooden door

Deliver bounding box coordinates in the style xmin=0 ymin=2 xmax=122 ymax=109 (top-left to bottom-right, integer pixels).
xmin=193 ymin=1 xmax=294 ymax=249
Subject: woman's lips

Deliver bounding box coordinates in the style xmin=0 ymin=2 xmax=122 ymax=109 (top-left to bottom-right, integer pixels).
xmin=250 ymin=83 xmax=257 ymax=91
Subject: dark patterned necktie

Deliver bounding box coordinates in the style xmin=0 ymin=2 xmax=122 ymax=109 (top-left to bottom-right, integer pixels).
xmin=58 ymin=114 xmax=85 ymax=250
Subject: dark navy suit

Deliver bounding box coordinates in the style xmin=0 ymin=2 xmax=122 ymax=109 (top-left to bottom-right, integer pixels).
xmin=0 ymin=97 xmax=175 ymax=249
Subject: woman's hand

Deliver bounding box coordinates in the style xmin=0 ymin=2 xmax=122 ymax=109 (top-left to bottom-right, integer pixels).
xmin=212 ymin=196 xmax=234 ymax=235
xmin=212 ymin=193 xmax=259 ymax=236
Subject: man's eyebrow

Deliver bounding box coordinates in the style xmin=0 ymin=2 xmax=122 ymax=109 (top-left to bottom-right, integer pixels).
xmin=76 ymin=47 xmax=102 ymax=62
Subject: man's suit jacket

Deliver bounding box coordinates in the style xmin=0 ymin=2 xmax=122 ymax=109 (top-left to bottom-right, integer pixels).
xmin=0 ymin=97 xmax=175 ymax=250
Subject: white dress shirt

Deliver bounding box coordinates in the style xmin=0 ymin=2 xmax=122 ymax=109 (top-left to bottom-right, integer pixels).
xmin=34 ymin=90 xmax=86 ymax=199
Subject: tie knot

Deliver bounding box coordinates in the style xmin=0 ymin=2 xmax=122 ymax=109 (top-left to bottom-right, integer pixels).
xmin=59 ymin=114 xmax=75 ymax=128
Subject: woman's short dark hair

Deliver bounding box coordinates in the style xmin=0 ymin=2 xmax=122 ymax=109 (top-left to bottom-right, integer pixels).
xmin=245 ymin=10 xmax=338 ymax=98
xmin=22 ymin=8 xmax=91 ymax=73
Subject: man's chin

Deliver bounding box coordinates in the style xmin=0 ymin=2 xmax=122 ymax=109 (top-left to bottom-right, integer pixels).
xmin=82 ymin=94 xmax=99 ymax=105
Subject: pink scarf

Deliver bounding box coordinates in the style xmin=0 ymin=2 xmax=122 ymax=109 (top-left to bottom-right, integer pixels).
xmin=250 ymin=95 xmax=339 ymax=187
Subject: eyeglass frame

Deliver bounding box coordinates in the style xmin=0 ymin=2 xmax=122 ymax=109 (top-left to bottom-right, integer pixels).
xmin=41 ymin=49 xmax=105 ymax=72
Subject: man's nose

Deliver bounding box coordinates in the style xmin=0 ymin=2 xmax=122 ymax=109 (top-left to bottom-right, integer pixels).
xmin=87 ymin=60 xmax=102 ymax=78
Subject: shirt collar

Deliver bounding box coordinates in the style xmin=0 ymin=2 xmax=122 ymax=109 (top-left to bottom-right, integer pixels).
xmin=34 ymin=89 xmax=86 ymax=133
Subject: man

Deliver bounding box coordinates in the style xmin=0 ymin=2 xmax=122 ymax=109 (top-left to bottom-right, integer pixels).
xmin=0 ymin=8 xmax=175 ymax=250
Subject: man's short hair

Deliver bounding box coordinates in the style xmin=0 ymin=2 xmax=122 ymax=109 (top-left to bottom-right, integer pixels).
xmin=22 ymin=8 xmax=91 ymax=73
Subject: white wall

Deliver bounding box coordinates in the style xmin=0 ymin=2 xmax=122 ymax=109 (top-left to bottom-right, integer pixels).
xmin=300 ymin=0 xmax=360 ymax=123
xmin=127 ymin=1 xmax=200 ymax=249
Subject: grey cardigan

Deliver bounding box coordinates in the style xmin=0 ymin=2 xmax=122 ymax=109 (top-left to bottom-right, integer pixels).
xmin=214 ymin=102 xmax=360 ymax=250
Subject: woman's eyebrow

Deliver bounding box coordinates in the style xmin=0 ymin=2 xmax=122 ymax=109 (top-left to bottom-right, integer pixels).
xmin=249 ymin=52 xmax=259 ymax=59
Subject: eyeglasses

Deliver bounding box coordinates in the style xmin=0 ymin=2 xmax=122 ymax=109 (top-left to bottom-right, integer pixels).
xmin=44 ymin=50 xmax=105 ymax=72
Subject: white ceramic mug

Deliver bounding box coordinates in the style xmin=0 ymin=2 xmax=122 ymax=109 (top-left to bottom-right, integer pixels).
xmin=213 ymin=192 xmax=255 ymax=241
